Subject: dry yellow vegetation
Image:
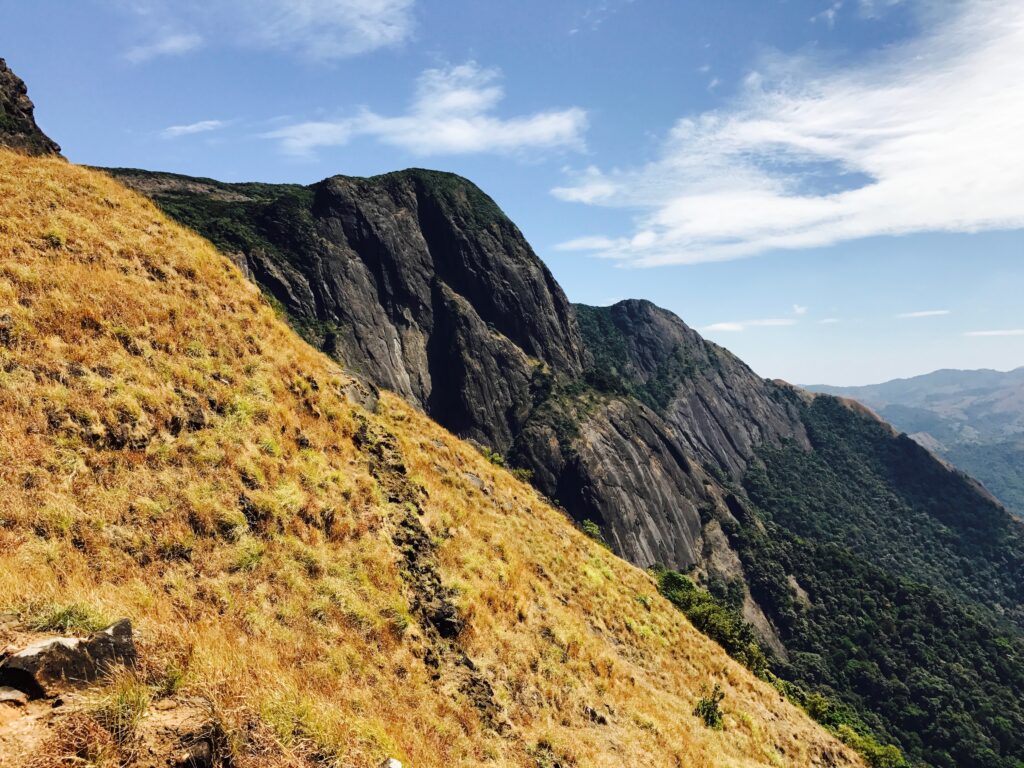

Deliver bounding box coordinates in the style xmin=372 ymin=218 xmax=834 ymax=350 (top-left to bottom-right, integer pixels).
xmin=0 ymin=148 xmax=861 ymax=768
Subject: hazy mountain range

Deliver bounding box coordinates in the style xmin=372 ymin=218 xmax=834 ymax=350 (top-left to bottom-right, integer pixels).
xmin=809 ymin=368 xmax=1024 ymax=518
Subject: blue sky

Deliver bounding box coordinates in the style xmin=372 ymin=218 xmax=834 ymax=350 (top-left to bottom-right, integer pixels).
xmin=3 ymin=0 xmax=1022 ymax=385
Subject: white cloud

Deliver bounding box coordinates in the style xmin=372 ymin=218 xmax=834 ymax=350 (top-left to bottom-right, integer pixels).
xmin=964 ymin=329 xmax=1024 ymax=336
xmin=897 ymin=309 xmax=950 ymax=318
xmin=821 ymin=317 xmax=841 ymax=324
xmin=556 ymin=235 xmax=622 ymax=252
xmin=123 ymin=0 xmax=414 ymax=62
xmin=552 ymin=166 xmax=617 ymax=203
xmin=265 ymin=62 xmax=587 ymax=157
xmin=793 ymin=304 xmax=809 ymax=315
xmin=811 ymin=2 xmax=844 ymax=28
xmin=703 ymin=318 xmax=797 ymax=332
xmin=552 ymin=1 xmax=1024 ymax=266
xmin=161 ymin=119 xmax=226 ymax=139
xmin=125 ymin=32 xmax=203 ymax=63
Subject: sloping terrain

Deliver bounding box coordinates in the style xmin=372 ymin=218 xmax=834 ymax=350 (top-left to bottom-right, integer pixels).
xmin=810 ymin=368 xmax=1024 ymax=517
xmin=0 ymin=148 xmax=864 ymax=767
xmin=104 ymin=166 xmax=1024 ymax=768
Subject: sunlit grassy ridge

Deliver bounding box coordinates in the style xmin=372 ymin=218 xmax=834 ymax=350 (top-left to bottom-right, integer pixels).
xmin=0 ymin=149 xmax=860 ymax=767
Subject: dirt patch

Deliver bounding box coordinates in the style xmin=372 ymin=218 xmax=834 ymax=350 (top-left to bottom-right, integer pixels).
xmin=353 ymin=414 xmax=510 ymax=734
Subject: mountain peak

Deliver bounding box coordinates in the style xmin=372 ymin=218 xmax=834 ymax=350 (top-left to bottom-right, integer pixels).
xmin=0 ymin=59 xmax=60 ymax=157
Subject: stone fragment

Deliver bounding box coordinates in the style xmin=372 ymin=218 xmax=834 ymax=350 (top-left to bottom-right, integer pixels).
xmin=0 ymin=686 xmax=28 ymax=707
xmin=0 ymin=619 xmax=136 ymax=698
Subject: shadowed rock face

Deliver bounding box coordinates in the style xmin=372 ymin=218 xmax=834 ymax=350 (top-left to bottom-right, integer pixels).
xmin=0 ymin=59 xmax=60 ymax=157
xmin=520 ymin=299 xmax=810 ymax=568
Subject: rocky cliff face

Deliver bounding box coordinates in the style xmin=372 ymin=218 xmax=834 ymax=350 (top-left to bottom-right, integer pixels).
xmin=0 ymin=59 xmax=60 ymax=156
xmin=511 ymin=299 xmax=811 ymax=569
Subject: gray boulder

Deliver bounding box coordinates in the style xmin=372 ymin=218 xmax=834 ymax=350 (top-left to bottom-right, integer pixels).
xmin=0 ymin=619 xmax=136 ymax=698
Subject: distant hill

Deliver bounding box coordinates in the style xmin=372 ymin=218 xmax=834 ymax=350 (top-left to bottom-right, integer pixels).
xmin=808 ymin=368 xmax=1024 ymax=518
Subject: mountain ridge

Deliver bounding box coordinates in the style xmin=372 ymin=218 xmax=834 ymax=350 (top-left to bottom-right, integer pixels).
xmin=0 ymin=145 xmax=868 ymax=768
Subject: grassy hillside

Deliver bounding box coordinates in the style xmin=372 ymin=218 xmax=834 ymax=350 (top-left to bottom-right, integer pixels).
xmin=0 ymin=149 xmax=860 ymax=767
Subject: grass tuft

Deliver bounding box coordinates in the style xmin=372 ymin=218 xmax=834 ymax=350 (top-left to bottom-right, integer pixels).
xmin=28 ymin=603 xmax=111 ymax=634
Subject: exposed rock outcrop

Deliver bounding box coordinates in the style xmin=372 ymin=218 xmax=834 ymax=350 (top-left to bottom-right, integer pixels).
xmin=0 ymin=59 xmax=60 ymax=156
xmin=110 ymin=168 xmax=582 ymax=456
xmin=0 ymin=620 xmax=136 ymax=699
xmin=515 ymin=299 xmax=810 ymax=568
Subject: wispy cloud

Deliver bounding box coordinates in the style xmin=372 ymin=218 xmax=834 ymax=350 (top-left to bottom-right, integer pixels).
xmin=821 ymin=317 xmax=841 ymax=324
xmin=811 ymin=1 xmax=844 ymax=28
xmin=264 ymin=62 xmax=587 ymax=157
xmin=552 ymin=166 xmax=617 ymax=203
xmin=858 ymin=0 xmax=906 ymax=19
xmin=897 ymin=309 xmax=950 ymax=319
xmin=570 ymin=0 xmax=636 ymax=34
xmin=123 ymin=0 xmax=414 ymax=62
xmin=125 ymin=32 xmax=203 ymax=63
xmin=704 ymin=318 xmax=798 ymax=332
xmin=704 ymin=322 xmax=745 ymax=332
xmin=161 ymin=119 xmax=226 ymax=139
xmin=964 ymin=329 xmax=1024 ymax=337
xmin=793 ymin=304 xmax=809 ymax=315
xmin=552 ymin=1 xmax=1024 ymax=266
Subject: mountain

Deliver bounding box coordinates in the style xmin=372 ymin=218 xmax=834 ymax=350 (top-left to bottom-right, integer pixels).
xmin=104 ymin=167 xmax=1024 ymax=767
xmin=104 ymin=167 xmax=810 ymax=571
xmin=809 ymin=368 xmax=1024 ymax=517
xmin=0 ymin=58 xmax=60 ymax=157
xmin=0 ymin=143 xmax=866 ymax=765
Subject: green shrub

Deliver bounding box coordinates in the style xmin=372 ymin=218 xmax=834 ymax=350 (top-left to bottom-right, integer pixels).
xmin=42 ymin=228 xmax=66 ymax=249
xmin=479 ymin=446 xmax=505 ymax=466
xmin=693 ymin=684 xmax=725 ymax=729
xmin=655 ymin=568 xmax=767 ymax=676
xmin=581 ymin=519 xmax=610 ymax=549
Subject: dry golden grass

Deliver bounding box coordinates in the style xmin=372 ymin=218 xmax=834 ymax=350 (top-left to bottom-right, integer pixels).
xmin=0 ymin=148 xmax=862 ymax=768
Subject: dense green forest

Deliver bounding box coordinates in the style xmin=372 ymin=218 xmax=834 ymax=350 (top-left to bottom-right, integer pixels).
xmin=746 ymin=397 xmax=1024 ymax=621
xmin=654 ymin=568 xmax=908 ymax=768
xmin=735 ymin=396 xmax=1024 ymax=768
xmin=944 ymin=440 xmax=1024 ymax=520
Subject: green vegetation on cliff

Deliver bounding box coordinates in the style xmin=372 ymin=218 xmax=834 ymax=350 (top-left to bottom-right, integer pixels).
xmin=734 ymin=397 xmax=1024 ymax=768
xmin=575 ymin=303 xmax=701 ymax=411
